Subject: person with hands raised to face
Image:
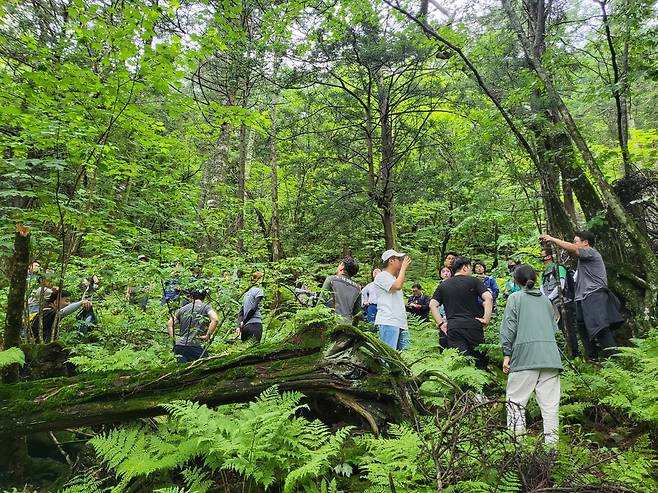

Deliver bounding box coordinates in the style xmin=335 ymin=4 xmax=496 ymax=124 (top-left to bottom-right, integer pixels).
xmin=500 ymin=264 xmax=562 ymax=445
xmin=374 ymin=250 xmax=412 ymax=350
xmin=429 ymin=256 xmax=493 ymax=370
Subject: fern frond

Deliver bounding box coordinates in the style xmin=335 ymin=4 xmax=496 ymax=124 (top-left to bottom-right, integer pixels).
xmin=0 ymin=347 xmax=25 ymax=369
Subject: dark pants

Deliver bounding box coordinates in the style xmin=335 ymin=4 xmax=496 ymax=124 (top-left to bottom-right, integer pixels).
xmin=576 ymin=302 xmax=618 ymax=360
xmin=439 ymin=329 xmax=449 ymax=351
xmin=555 ymin=301 xmax=579 ymax=358
xmin=241 ymin=322 xmax=263 ymax=343
xmin=174 ymin=345 xmax=208 ymax=363
xmin=447 ymin=327 xmax=488 ymax=371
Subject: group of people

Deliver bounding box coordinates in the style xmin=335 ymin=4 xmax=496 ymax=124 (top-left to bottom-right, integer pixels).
xmin=24 ymin=256 xmax=266 ymax=364
xmin=23 ymin=229 xmax=624 ymax=445
xmin=25 ymin=261 xmax=96 ymax=344
xmin=319 ymin=230 xmax=623 ymax=445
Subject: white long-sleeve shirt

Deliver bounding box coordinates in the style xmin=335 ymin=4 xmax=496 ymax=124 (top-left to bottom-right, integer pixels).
xmin=361 ymin=282 xmax=379 ymax=306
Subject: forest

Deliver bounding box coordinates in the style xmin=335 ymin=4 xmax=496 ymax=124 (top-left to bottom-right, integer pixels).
xmin=0 ymin=0 xmax=657 ymax=491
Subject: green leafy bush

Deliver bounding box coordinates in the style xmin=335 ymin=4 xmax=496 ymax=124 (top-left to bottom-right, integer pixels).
xmin=85 ymin=387 xmax=351 ymax=492
xmin=0 ymin=347 xmax=25 ymax=369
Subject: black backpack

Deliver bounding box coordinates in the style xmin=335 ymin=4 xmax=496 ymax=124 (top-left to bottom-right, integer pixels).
xmin=563 ymin=268 xmax=576 ymax=302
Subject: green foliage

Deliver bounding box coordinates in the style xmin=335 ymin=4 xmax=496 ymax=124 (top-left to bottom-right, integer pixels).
xmin=0 ymin=347 xmax=25 ymax=369
xmin=356 ymin=423 xmax=434 ymax=493
xmin=88 ymin=387 xmax=352 ymax=492
xmin=597 ymin=331 xmax=658 ymax=426
xmin=68 ymin=346 xmax=174 ymax=373
xmin=403 ymin=317 xmax=490 ymax=404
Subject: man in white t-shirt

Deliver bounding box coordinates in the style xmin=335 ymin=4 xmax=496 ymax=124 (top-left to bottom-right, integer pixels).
xmin=374 ymin=249 xmax=412 ymax=350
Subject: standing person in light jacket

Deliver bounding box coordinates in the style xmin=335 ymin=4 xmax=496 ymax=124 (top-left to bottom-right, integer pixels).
xmin=500 ymin=264 xmax=563 ymax=445
xmin=237 ymin=272 xmax=265 ymax=343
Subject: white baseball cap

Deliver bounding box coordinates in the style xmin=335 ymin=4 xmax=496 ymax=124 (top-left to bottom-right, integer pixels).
xmin=381 ymin=249 xmax=406 ymax=263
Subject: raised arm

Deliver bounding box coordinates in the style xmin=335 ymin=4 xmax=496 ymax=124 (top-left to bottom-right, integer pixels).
xmin=390 ymin=257 xmax=411 ymax=291
xmin=59 ymin=300 xmax=88 ymax=317
xmin=540 ymin=234 xmax=579 ymax=256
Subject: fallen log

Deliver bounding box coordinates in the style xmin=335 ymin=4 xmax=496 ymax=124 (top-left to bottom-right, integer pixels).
xmin=0 ymin=324 xmax=412 ymax=437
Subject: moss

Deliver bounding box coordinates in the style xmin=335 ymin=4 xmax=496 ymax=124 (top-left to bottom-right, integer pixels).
xmin=222 ymin=366 xmax=257 ymax=380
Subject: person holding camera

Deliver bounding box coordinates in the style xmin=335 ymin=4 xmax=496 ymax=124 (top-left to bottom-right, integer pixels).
xmin=539 ymin=231 xmax=623 ymax=360
xmin=374 ymin=250 xmax=412 ymax=350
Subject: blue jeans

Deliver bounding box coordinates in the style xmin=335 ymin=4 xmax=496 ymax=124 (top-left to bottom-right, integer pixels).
xmin=366 ymin=304 xmax=378 ymax=323
xmin=377 ymin=325 xmax=410 ymax=350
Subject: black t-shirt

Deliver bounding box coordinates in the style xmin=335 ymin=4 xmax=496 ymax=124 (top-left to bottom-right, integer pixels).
xmin=432 ymin=275 xmax=487 ymax=331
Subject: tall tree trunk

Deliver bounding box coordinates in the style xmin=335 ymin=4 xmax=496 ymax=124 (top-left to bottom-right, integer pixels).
xmin=377 ymin=72 xmax=398 ymax=250
xmin=561 ymin=169 xmax=577 ymax=222
xmin=236 ymin=122 xmax=249 ymax=251
xmin=0 ymin=224 xmax=30 ymax=483
xmin=270 ymin=60 xmax=283 ymax=262
xmin=201 ymin=121 xmax=231 ymax=211
xmin=525 ymin=0 xmax=575 ymax=239
xmin=597 ymin=0 xmax=632 ymax=175
xmin=3 ymin=224 xmax=30 ymax=383
xmin=502 ymin=0 xmax=658 ymax=323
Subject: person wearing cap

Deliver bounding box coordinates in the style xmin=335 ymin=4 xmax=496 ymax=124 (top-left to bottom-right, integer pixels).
xmin=237 ymin=272 xmax=265 ymax=343
xmin=361 ymin=268 xmax=381 ymax=323
xmin=374 ymin=249 xmax=412 ymax=350
xmin=319 ymin=257 xmax=362 ymax=325
xmin=429 ymin=256 xmax=493 ymax=370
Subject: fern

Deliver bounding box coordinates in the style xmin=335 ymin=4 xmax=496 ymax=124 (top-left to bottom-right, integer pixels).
xmin=68 ymin=346 xmax=173 ymax=373
xmin=356 ymin=423 xmax=435 ymax=493
xmin=89 ymin=387 xmax=351 ymax=492
xmin=601 ymin=435 xmax=658 ymax=490
xmin=90 ymin=424 xmax=199 ymax=481
xmin=0 ymin=347 xmax=25 ymax=369
xmin=58 ymin=475 xmax=103 ymax=493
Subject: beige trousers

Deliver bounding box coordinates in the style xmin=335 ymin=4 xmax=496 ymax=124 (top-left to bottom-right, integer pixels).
xmin=506 ymin=368 xmax=560 ymax=444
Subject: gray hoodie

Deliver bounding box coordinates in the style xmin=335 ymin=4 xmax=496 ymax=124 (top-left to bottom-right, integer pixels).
xmin=500 ymin=288 xmax=563 ymax=372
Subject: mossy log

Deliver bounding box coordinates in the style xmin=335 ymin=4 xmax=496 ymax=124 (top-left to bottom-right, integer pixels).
xmin=0 ymin=324 xmax=412 ymax=437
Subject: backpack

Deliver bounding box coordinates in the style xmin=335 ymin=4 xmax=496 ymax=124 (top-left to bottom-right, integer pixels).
xmin=76 ymin=306 xmax=98 ymax=333
xmin=564 ymin=268 xmax=576 ymax=302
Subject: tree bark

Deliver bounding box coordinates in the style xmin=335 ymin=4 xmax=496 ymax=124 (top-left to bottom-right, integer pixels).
xmin=1 ymin=224 xmax=30 ymax=483
xmin=3 ymin=225 xmax=30 ymax=384
xmin=236 ymin=122 xmax=249 ymax=251
xmin=597 ymin=0 xmax=632 ymax=175
xmin=377 ymin=71 xmax=398 ymax=250
xmin=501 ymin=0 xmax=658 ymax=322
xmin=270 ymin=59 xmax=283 ymax=262
xmin=0 ymin=325 xmax=410 ymax=437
